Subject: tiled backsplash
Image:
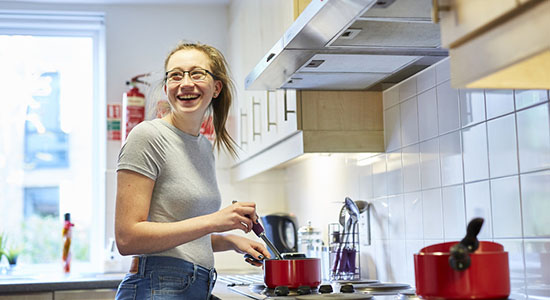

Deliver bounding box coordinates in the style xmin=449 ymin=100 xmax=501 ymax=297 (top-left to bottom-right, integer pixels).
xmin=370 ymin=58 xmax=550 ymax=298
xmin=284 ymin=58 xmax=549 ymax=299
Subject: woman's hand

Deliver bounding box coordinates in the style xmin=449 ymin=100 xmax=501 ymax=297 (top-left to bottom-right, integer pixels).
xmin=207 ymin=202 xmax=258 ymax=233
xmin=212 ymin=234 xmax=271 ymax=267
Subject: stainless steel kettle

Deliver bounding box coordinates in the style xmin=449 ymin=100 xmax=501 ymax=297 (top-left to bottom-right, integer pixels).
xmin=260 ymin=213 xmax=298 ymax=256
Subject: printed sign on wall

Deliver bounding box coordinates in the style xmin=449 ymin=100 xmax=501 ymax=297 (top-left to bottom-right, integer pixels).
xmin=107 ymin=104 xmax=121 ymax=141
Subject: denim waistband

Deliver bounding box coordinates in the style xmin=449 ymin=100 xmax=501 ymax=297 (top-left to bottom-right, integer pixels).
xmin=133 ymin=255 xmax=217 ymax=298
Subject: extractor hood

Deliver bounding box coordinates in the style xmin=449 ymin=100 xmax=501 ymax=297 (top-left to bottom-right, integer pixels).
xmin=245 ymin=0 xmax=449 ymax=91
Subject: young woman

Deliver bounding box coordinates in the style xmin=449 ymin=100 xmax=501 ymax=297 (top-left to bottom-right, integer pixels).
xmin=115 ymin=42 xmax=270 ymax=300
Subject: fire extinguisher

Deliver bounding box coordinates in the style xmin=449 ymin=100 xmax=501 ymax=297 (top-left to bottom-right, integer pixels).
xmin=122 ymin=74 xmax=148 ymax=141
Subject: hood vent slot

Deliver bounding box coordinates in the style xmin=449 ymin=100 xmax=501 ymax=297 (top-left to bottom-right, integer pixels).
xmin=305 ymin=60 xmax=325 ymax=68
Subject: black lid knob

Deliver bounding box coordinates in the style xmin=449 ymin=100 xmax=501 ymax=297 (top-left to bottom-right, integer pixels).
xmin=297 ymin=285 xmax=311 ymax=295
xmin=274 ymin=286 xmax=289 ymax=296
xmin=319 ymin=284 xmax=333 ymax=294
xmin=340 ymin=284 xmax=355 ymax=293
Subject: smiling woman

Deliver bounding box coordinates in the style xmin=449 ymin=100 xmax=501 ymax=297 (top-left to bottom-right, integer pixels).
xmin=0 ymin=11 xmax=106 ymax=272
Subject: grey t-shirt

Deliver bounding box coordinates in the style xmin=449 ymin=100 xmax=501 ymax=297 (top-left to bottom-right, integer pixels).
xmin=117 ymin=118 xmax=221 ymax=269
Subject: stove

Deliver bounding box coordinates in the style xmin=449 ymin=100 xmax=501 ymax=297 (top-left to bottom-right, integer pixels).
xmin=218 ymin=274 xmax=416 ymax=300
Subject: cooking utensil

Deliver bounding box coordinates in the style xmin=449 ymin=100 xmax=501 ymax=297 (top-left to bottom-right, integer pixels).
xmin=251 ymin=221 xmax=283 ymax=260
xmin=344 ymin=197 xmax=360 ymax=220
xmin=264 ymin=257 xmax=321 ymax=289
xmin=332 ymin=204 xmax=348 ymax=273
xmin=232 ymin=200 xmax=283 ymax=260
xmin=414 ymin=218 xmax=510 ymax=299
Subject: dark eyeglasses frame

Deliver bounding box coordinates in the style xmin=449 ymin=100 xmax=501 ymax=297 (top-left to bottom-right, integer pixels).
xmin=165 ymin=68 xmax=218 ymax=82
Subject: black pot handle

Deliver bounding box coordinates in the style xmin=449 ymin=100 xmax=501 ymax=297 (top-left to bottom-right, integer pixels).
xmin=449 ymin=218 xmax=484 ymax=271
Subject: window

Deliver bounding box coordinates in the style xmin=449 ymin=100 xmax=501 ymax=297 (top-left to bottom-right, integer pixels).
xmin=0 ymin=11 xmax=105 ymax=272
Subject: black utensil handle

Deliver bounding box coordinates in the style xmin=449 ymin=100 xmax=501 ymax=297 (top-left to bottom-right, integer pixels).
xmin=461 ymin=217 xmax=484 ymax=252
xmin=449 ymin=217 xmax=484 ymax=271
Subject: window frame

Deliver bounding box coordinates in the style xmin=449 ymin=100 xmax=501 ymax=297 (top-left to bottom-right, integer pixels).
xmin=0 ymin=9 xmax=106 ymax=272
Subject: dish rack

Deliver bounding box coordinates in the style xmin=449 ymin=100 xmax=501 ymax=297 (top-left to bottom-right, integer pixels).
xmin=328 ymin=222 xmax=360 ymax=281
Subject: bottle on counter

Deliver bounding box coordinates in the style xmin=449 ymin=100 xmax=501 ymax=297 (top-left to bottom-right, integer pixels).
xmin=62 ymin=213 xmax=74 ymax=274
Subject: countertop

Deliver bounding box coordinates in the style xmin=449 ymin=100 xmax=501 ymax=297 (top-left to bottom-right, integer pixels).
xmin=0 ymin=271 xmax=252 ymax=299
xmin=0 ymin=272 xmax=124 ymax=294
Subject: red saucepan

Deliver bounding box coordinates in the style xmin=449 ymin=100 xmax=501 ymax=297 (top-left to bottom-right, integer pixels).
xmin=247 ymin=216 xmax=321 ymax=289
xmin=264 ymin=255 xmax=321 ymax=289
xmin=414 ymin=218 xmax=510 ymax=299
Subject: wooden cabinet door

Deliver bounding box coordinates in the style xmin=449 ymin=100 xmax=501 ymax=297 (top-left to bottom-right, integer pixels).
xmin=439 ymin=0 xmax=519 ymax=47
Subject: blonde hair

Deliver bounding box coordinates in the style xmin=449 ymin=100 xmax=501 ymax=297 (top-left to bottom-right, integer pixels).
xmin=164 ymin=42 xmax=238 ymax=158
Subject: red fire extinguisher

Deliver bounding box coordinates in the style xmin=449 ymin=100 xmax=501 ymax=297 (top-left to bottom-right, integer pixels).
xmin=122 ymin=75 xmax=148 ymax=141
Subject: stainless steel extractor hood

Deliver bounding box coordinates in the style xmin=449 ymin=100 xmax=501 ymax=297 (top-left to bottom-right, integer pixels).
xmin=245 ymin=0 xmax=449 ymax=91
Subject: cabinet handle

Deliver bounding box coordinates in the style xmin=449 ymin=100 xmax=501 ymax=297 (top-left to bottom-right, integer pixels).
xmin=266 ymin=91 xmax=277 ymax=131
xmin=239 ymin=109 xmax=248 ymax=147
xmin=283 ymin=89 xmax=296 ymax=121
xmin=252 ymin=97 xmax=261 ymax=141
xmin=431 ymin=0 xmax=451 ymax=23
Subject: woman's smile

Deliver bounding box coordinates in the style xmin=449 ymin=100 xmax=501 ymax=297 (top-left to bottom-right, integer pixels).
xmin=176 ymin=93 xmax=201 ymax=101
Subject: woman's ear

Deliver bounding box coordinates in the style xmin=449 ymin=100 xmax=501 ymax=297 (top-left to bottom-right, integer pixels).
xmin=214 ymin=81 xmax=223 ymax=98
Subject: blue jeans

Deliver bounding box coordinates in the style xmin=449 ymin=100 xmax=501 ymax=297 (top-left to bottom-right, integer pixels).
xmin=115 ymin=256 xmax=217 ymax=300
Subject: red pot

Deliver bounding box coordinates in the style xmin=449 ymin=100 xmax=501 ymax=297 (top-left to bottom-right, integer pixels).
xmin=264 ymin=258 xmax=321 ymax=289
xmin=414 ymin=241 xmax=510 ymax=299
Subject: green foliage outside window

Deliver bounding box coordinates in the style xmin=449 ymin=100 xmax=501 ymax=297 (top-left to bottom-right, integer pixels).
xmin=18 ymin=215 xmax=89 ymax=264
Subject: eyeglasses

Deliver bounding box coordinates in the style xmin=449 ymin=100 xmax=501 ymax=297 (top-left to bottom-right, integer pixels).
xmin=165 ymin=68 xmax=217 ymax=83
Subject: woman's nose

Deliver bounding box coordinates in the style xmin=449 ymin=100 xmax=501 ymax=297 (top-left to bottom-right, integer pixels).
xmin=179 ymin=73 xmax=195 ymax=86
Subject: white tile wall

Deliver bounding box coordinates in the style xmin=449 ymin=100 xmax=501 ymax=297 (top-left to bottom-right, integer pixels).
xmin=516 ymin=103 xmax=550 ymax=173
xmin=386 ymin=150 xmax=403 ymax=196
xmin=421 ymin=188 xmax=443 ymax=239
xmin=400 ymin=97 xmax=419 ymax=146
xmin=282 ymin=58 xmax=550 ymax=298
xmin=462 ymin=123 xmax=489 ymax=182
xmin=515 ymin=89 xmax=548 ymax=109
xmin=441 ymin=185 xmax=466 ymax=240
xmin=436 ymin=80 xmax=460 ymax=134
xmin=459 ymin=89 xmax=486 ymax=127
xmin=487 ymin=114 xmax=518 ymax=177
xmin=439 ymin=130 xmax=463 ymax=186
xmin=464 ymin=180 xmax=493 ymax=239
xmin=384 ymin=104 xmax=401 ymax=152
xmin=402 ymin=144 xmax=421 ymax=193
xmin=490 ymin=176 xmax=522 ymax=238
xmin=417 ymin=88 xmax=439 ymax=141
xmin=419 ymin=138 xmax=440 ymax=189
xmin=485 ymin=90 xmax=515 ymax=119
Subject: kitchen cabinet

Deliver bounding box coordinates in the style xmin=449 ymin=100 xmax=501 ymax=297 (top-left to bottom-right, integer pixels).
xmin=54 ymin=289 xmax=116 ymax=300
xmin=0 ymin=294 xmax=51 ymax=300
xmin=438 ymin=0 xmax=521 ymax=48
xmin=231 ymin=90 xmax=383 ymax=181
xmin=0 ymin=289 xmax=116 ymax=300
xmin=435 ymin=0 xmax=550 ymax=89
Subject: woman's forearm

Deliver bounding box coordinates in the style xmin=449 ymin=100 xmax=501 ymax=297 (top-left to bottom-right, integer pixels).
xmin=211 ymin=233 xmax=237 ymax=252
xmin=116 ymin=214 xmax=215 ymax=255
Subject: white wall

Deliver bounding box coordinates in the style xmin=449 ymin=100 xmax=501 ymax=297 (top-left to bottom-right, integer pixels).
xmin=0 ymin=0 xmax=290 ymax=271
xmin=286 ymin=58 xmax=550 ymax=299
